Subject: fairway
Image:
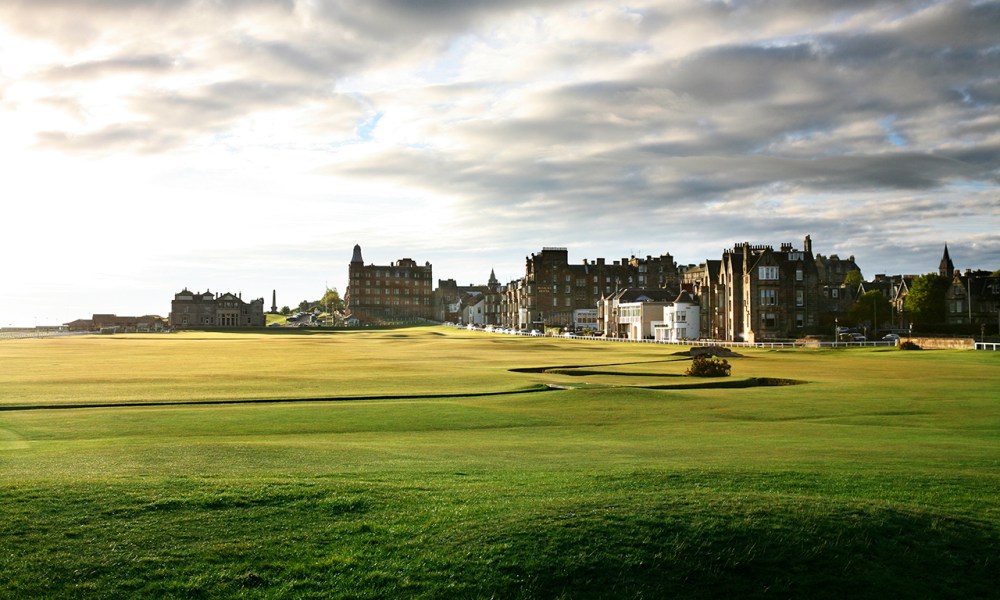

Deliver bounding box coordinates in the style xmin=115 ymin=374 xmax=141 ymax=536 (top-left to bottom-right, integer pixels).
xmin=1 ymin=328 xmax=998 ymax=598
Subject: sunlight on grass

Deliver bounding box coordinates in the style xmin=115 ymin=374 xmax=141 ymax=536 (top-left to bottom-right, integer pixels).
xmin=1 ymin=327 xmax=998 ymax=597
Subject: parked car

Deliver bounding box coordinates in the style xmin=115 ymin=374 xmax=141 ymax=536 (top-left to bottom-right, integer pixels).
xmin=883 ymin=333 xmax=901 ymax=341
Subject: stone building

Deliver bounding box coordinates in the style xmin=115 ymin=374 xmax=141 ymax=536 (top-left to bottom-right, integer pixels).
xmin=436 ymin=270 xmax=503 ymax=326
xmin=65 ymin=314 xmax=166 ymax=332
xmin=681 ymin=261 xmax=722 ymax=340
xmin=169 ymin=289 xmax=265 ymax=328
xmin=499 ymin=247 xmax=680 ymax=331
xmin=946 ymin=269 xmax=1000 ymax=327
xmin=346 ymin=244 xmax=434 ymax=323
xmin=720 ymin=236 xmax=820 ymax=342
xmin=815 ymin=253 xmax=862 ymax=324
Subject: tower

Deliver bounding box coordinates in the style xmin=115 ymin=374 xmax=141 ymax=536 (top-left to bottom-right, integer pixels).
xmin=271 ymin=290 xmax=277 ymax=314
xmin=351 ymin=244 xmax=364 ymax=264
xmin=939 ymin=244 xmax=954 ymax=278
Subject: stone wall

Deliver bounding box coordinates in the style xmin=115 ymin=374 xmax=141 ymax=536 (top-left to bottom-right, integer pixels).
xmin=904 ymin=337 xmax=975 ymax=350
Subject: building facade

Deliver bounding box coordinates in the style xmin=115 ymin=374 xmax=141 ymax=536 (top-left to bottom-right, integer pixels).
xmin=946 ymin=270 xmax=1000 ymax=327
xmin=654 ymin=290 xmax=701 ymax=342
xmin=169 ymin=289 xmax=265 ymax=328
xmin=718 ymin=236 xmax=821 ymax=342
xmin=499 ymin=247 xmax=680 ymax=331
xmin=346 ymin=244 xmax=434 ymax=323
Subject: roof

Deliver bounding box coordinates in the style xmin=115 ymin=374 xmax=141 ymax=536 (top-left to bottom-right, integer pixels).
xmin=674 ymin=290 xmax=696 ymax=304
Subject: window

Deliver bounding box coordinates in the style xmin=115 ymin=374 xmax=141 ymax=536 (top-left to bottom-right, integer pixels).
xmin=760 ymin=289 xmax=777 ymax=306
xmin=796 ymin=268 xmax=803 ymax=281
xmin=796 ymin=312 xmax=804 ymax=327
xmin=761 ymin=313 xmax=776 ymax=328
xmin=796 ymin=289 xmax=804 ymax=307
xmin=831 ymin=288 xmax=839 ymax=299
xmin=759 ymin=266 xmax=779 ymax=280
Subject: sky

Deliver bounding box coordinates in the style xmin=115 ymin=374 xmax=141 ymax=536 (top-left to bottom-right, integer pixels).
xmin=1 ymin=0 xmax=998 ymax=327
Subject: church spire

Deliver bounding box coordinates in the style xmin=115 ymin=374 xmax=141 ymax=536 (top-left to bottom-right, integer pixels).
xmin=939 ymin=244 xmax=954 ymax=278
xmin=351 ymin=244 xmax=364 ymax=264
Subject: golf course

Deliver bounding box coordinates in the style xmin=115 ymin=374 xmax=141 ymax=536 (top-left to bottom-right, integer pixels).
xmin=1 ymin=327 xmax=998 ymax=598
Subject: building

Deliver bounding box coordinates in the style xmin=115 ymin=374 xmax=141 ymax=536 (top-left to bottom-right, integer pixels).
xmin=169 ymin=289 xmax=265 ymax=328
xmin=858 ymin=274 xmax=906 ymax=329
xmin=598 ymin=288 xmax=676 ymax=338
xmin=946 ymin=269 xmax=1000 ymax=327
xmin=654 ymin=290 xmax=701 ymax=342
xmin=346 ymin=244 xmax=434 ymax=323
xmin=720 ymin=236 xmax=820 ymax=342
xmin=572 ymin=308 xmax=598 ymax=332
xmin=681 ymin=261 xmax=721 ymax=339
xmin=815 ymin=253 xmax=862 ymax=325
xmin=64 ymin=314 xmax=167 ymax=332
xmin=499 ymin=247 xmax=680 ymax=331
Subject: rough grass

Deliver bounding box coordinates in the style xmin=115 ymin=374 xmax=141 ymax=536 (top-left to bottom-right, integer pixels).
xmin=0 ymin=327 xmax=998 ymax=597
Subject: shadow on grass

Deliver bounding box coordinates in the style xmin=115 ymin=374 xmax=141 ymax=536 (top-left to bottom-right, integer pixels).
xmin=452 ymin=498 xmax=1000 ymax=599
xmin=3 ymin=480 xmax=996 ymax=598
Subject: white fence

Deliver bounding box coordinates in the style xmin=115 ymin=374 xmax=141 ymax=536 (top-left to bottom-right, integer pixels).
xmin=456 ymin=326 xmax=896 ymax=349
xmin=975 ymin=342 xmax=1000 ymax=351
xmin=0 ymin=331 xmax=91 ymax=341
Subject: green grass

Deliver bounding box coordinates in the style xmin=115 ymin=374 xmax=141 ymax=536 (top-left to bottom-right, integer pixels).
xmin=1 ymin=327 xmax=998 ymax=597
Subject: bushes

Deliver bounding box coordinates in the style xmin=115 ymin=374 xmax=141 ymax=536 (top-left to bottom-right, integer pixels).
xmin=686 ymin=355 xmax=731 ymax=377
xmin=899 ymin=340 xmax=922 ymax=351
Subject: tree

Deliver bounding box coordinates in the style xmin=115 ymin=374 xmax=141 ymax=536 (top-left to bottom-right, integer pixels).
xmin=280 ymin=306 xmax=291 ymax=315
xmin=847 ymin=290 xmax=892 ymax=329
xmin=843 ymin=269 xmax=864 ymax=288
xmin=321 ymin=287 xmax=345 ymax=312
xmin=904 ymin=273 xmax=950 ymax=326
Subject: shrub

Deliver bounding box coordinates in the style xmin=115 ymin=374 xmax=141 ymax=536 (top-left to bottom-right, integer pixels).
xmin=686 ymin=355 xmax=731 ymax=377
xmin=899 ymin=340 xmax=922 ymax=351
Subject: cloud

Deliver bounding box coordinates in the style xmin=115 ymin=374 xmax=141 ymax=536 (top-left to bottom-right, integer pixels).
xmin=1 ymin=0 xmax=998 ymax=326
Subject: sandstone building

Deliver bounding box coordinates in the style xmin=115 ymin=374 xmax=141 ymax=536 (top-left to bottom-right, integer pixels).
xmin=720 ymin=236 xmax=821 ymax=343
xmin=169 ymin=289 xmax=265 ymax=328
xmin=499 ymin=247 xmax=681 ymax=330
xmin=346 ymin=244 xmax=434 ymax=323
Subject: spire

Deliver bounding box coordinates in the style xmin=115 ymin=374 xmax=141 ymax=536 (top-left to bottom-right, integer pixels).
xmin=488 ymin=268 xmax=498 ymax=287
xmin=351 ymin=244 xmax=364 ymax=264
xmin=939 ymin=244 xmax=954 ymax=278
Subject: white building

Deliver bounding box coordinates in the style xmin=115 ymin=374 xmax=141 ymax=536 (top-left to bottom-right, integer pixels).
xmin=461 ymin=293 xmax=487 ymax=325
xmin=655 ymin=290 xmax=701 ymax=342
xmin=573 ymin=308 xmax=598 ymax=332
xmin=618 ymin=300 xmax=670 ymax=340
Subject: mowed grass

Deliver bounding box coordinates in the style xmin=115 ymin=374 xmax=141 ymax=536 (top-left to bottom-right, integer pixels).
xmin=0 ymin=327 xmax=998 ymax=598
